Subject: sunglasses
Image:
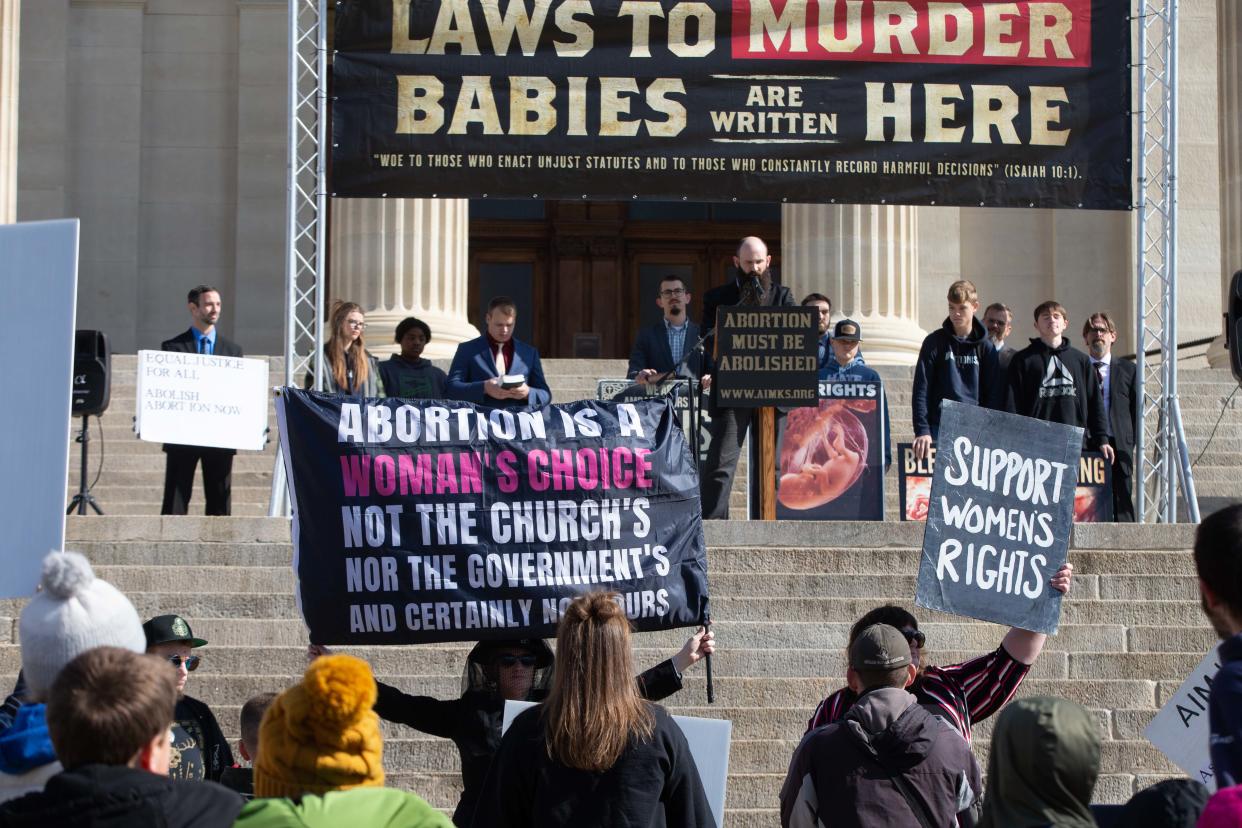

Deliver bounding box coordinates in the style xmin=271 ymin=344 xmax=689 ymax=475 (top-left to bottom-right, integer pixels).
xmin=901 ymin=628 xmax=926 ymax=649
xmin=495 ymin=655 xmax=536 ymax=668
xmin=166 ymin=655 xmax=201 ymax=671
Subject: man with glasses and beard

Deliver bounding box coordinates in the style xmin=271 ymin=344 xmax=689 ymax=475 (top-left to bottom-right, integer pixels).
xmin=983 ymin=302 xmax=1017 ymax=371
xmin=1082 ymin=311 xmax=1137 ymax=522
xmin=160 ymin=285 xmax=244 ymax=516
xmin=144 ymin=615 xmax=233 ymax=783
xmin=805 ymin=562 xmax=1074 ymax=742
xmin=627 ymin=276 xmax=707 ymax=385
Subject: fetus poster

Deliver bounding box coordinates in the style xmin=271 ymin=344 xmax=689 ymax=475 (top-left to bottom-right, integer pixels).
xmin=775 ymin=380 xmax=885 ymax=521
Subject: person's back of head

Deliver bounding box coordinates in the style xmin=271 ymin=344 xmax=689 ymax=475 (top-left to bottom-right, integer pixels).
xmin=544 ymin=591 xmax=654 ymax=773
xmin=980 ymin=696 xmax=1100 ymax=828
xmin=239 ymin=692 xmax=278 ymax=763
xmin=253 ymin=654 xmax=383 ymax=798
xmin=1116 ymin=778 xmax=1209 ymax=828
xmin=1199 ymin=785 xmax=1242 ymax=828
xmin=847 ymin=624 xmax=915 ymax=694
xmin=46 ymin=646 xmax=177 ymax=773
xmin=19 ymin=551 xmax=147 ymax=699
xmin=1195 ymin=504 xmax=1242 ymax=639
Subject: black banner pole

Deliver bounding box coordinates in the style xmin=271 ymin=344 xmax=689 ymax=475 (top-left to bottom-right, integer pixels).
xmin=703 ymin=611 xmax=714 ymax=705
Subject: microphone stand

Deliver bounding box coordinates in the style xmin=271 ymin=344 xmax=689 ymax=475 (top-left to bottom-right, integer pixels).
xmin=611 ymin=329 xmax=714 ymax=464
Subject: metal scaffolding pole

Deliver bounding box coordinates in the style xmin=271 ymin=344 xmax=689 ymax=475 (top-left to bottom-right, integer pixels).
xmin=271 ymin=0 xmax=329 ymax=517
xmin=1134 ymin=0 xmax=1199 ymax=523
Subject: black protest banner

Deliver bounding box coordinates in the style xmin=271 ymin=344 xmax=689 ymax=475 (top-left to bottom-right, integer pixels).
xmin=898 ymin=442 xmax=1111 ymax=523
xmin=713 ymin=306 xmax=818 ymax=407
xmin=276 ymin=389 xmax=709 ymax=644
xmin=914 ymin=401 xmax=1081 ymax=634
xmin=332 ymin=0 xmax=1131 ymax=208
xmin=776 ymin=380 xmax=885 ymax=520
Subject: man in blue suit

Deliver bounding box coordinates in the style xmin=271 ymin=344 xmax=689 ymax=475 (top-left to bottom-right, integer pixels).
xmin=447 ymin=296 xmax=552 ymax=410
xmin=627 ymin=276 xmax=706 ymax=383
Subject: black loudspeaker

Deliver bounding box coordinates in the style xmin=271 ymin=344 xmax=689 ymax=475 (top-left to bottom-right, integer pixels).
xmin=72 ymin=330 xmax=111 ymax=417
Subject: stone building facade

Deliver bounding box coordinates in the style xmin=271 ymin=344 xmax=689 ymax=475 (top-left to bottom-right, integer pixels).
xmin=3 ymin=0 xmax=1235 ymax=364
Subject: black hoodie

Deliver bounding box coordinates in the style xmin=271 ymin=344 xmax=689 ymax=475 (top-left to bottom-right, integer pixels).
xmin=1006 ymin=337 xmax=1109 ymax=449
xmin=780 ymin=687 xmax=981 ymax=828
xmin=911 ymin=318 xmax=1004 ymax=437
xmin=0 ymin=764 xmax=242 ymax=828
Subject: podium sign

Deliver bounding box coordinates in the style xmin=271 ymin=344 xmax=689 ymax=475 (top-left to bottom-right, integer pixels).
xmin=713 ymin=306 xmax=817 ymax=408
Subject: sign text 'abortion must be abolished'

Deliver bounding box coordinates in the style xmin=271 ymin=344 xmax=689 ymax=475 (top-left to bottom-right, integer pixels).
xmin=915 ymin=401 xmax=1082 ymax=635
xmin=277 ymin=389 xmax=709 ymax=645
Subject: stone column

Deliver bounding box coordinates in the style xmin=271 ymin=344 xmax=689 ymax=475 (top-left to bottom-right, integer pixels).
xmin=329 ymin=197 xmax=480 ymax=359
xmin=782 ymin=203 xmax=926 ymax=365
xmin=0 ymin=0 xmax=18 ymax=223
xmin=1209 ymin=0 xmax=1242 ymax=368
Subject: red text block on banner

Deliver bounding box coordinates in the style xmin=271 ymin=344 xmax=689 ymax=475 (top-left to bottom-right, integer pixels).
xmin=731 ymin=0 xmax=1092 ymax=67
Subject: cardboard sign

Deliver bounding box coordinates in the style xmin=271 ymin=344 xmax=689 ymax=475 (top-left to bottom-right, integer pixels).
xmin=135 ymin=350 xmax=269 ymax=451
xmin=0 ymin=220 xmax=79 ymax=598
xmin=776 ymin=380 xmax=885 ymax=521
xmin=503 ymin=700 xmax=732 ymax=827
xmin=1144 ymin=647 xmax=1221 ymax=791
xmin=713 ymin=306 xmax=818 ymax=408
xmin=899 ymin=444 xmax=1114 ymax=523
xmin=914 ymin=402 xmax=1082 ymax=635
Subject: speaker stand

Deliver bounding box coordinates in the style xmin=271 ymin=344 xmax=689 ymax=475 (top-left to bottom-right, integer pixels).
xmin=67 ymin=415 xmax=104 ymax=516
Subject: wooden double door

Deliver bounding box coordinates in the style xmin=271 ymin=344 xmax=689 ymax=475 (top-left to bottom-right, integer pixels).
xmin=468 ymin=200 xmax=781 ymax=359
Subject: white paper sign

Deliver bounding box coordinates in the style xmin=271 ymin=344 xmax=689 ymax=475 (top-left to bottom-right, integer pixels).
xmin=1144 ymin=646 xmax=1222 ymax=791
xmin=503 ymin=700 xmax=731 ymax=826
xmin=135 ymin=350 xmax=269 ymax=450
xmin=0 ymin=220 xmax=79 ymax=598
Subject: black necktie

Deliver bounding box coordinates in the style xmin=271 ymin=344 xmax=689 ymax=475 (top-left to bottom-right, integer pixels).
xmin=1094 ymin=361 xmax=1104 ymax=385
xmin=198 ymin=337 xmax=207 ymax=354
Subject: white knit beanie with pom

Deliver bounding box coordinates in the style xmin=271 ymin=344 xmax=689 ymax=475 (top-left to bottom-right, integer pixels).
xmin=19 ymin=551 xmax=147 ymax=697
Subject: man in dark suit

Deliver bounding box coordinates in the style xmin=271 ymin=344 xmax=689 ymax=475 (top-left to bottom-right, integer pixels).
xmin=160 ymin=286 xmax=244 ymax=516
xmin=1083 ymin=311 xmax=1138 ymax=521
xmin=627 ymin=276 xmax=705 ymax=382
xmin=447 ymin=296 xmax=551 ymax=410
xmin=698 ymin=236 xmax=796 ymax=519
xmin=984 ymin=302 xmax=1018 ymax=371
xmin=801 ymin=292 xmax=833 ymax=373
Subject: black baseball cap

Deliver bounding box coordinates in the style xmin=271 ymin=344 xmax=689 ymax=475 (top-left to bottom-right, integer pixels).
xmin=849 ymin=624 xmax=911 ymax=671
xmin=833 ymin=319 xmax=863 ymax=342
xmin=143 ymin=614 xmax=208 ymax=649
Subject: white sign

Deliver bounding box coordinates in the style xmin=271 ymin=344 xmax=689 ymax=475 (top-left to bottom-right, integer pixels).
xmin=503 ymin=700 xmax=731 ymax=826
xmin=0 ymin=220 xmax=79 ymax=598
xmin=1144 ymin=646 xmax=1221 ymax=791
xmin=135 ymin=350 xmax=269 ymax=450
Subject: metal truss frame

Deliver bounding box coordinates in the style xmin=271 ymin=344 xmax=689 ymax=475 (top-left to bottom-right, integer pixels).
xmin=1134 ymin=0 xmax=1199 ymax=523
xmin=270 ymin=0 xmax=328 ymax=516
xmin=273 ymin=0 xmax=1201 ymax=523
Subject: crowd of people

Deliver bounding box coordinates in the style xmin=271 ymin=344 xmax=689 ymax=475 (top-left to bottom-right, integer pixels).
xmin=2 ymin=506 xmax=1241 ymax=826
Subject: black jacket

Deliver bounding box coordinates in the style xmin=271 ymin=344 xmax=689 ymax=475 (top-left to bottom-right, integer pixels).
xmin=470 ymin=703 xmax=715 ymax=828
xmin=781 ymin=688 xmax=981 ymax=828
xmin=375 ymin=660 xmax=684 ymax=828
xmin=627 ymin=321 xmax=706 ymax=380
xmin=0 ymin=764 xmax=242 ymax=828
xmin=160 ymin=329 xmax=245 ymax=456
xmin=699 ymin=275 xmax=796 ymax=339
xmin=170 ymin=695 xmax=234 ymax=783
xmin=911 ymin=318 xmax=1004 ymax=437
xmin=1006 ymin=338 xmax=1109 ymax=449
xmin=1102 ymin=356 xmax=1137 ymax=452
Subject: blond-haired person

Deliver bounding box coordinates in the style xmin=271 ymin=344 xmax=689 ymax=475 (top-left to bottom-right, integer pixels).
xmin=472 ymin=593 xmax=715 ymax=827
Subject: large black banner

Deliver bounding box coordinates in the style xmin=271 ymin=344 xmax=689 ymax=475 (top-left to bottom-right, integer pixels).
xmin=277 ymin=389 xmax=709 ymax=644
xmin=332 ymin=0 xmax=1131 ymax=208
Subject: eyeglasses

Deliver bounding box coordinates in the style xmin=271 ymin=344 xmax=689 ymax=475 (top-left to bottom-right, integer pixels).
xmin=1087 ymin=326 xmax=1111 ymax=335
xmin=495 ymin=655 xmax=536 ymax=668
xmin=345 ymin=320 xmax=367 ymax=330
xmin=166 ymin=655 xmax=201 ymax=671
xmin=900 ymin=628 xmax=926 ymax=649
xmin=659 ymin=288 xmax=687 ymax=298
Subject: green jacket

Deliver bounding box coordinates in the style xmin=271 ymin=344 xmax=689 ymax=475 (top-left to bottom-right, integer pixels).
xmin=233 ymin=788 xmax=453 ymax=828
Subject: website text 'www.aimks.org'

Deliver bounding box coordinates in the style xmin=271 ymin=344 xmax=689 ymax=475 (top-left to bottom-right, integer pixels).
xmin=718 ymin=388 xmax=815 ymax=400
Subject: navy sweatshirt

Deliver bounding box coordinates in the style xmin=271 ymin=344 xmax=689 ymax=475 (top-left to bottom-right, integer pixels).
xmin=1212 ymin=633 xmax=1242 ymax=788
xmin=911 ymin=317 xmax=1003 ymax=438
